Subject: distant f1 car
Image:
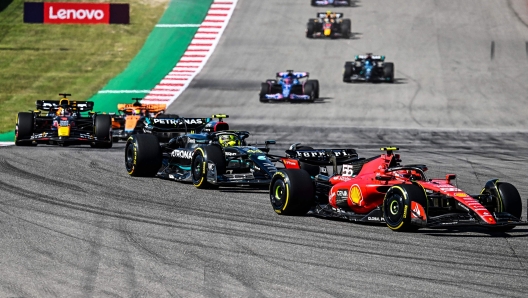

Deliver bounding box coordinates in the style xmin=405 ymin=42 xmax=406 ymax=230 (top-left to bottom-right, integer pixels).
xmin=311 ymin=0 xmax=352 ymax=6
xmin=125 ymin=114 xmax=278 ymax=189
xmin=343 ymin=53 xmax=394 ymax=83
xmin=306 ymin=12 xmax=351 ymax=39
xmin=270 ymin=146 xmax=527 ymax=232
xmin=111 ymin=98 xmax=166 ymax=142
xmin=14 ymin=93 xmax=112 ymax=148
xmin=259 ymin=70 xmax=320 ymax=103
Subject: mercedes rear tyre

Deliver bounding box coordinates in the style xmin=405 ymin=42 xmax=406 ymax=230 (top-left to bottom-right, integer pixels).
xmin=191 ymin=145 xmax=226 ymax=189
xmin=270 ymin=169 xmax=314 ymax=215
xmin=125 ymin=134 xmax=162 ymax=177
xmin=383 ymin=184 xmax=427 ymax=232
xmin=343 ymin=62 xmax=353 ymax=82
xmin=383 ymin=62 xmax=395 ymax=83
xmin=15 ymin=112 xmax=36 ymax=146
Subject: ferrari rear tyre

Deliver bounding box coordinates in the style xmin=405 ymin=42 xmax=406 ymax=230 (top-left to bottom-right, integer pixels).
xmin=125 ymin=134 xmax=162 ymax=177
xmin=191 ymin=145 xmax=226 ymax=189
xmin=383 ymin=62 xmax=395 ymax=83
xmin=270 ymin=169 xmax=314 ymax=215
xmin=91 ymin=114 xmax=113 ymax=148
xmin=259 ymin=83 xmax=269 ymax=103
xmin=15 ymin=112 xmax=36 ymax=146
xmin=383 ymin=184 xmax=427 ymax=232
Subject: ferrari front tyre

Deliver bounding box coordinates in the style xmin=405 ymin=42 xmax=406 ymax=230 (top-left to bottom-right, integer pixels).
xmin=91 ymin=114 xmax=113 ymax=148
xmin=343 ymin=62 xmax=353 ymax=82
xmin=125 ymin=134 xmax=161 ymax=177
xmin=191 ymin=145 xmax=226 ymax=189
xmin=488 ymin=182 xmax=522 ymax=231
xmin=383 ymin=62 xmax=395 ymax=83
xmin=259 ymin=83 xmax=269 ymax=103
xmin=270 ymin=169 xmax=314 ymax=215
xmin=383 ymin=184 xmax=427 ymax=232
xmin=15 ymin=112 xmax=36 ymax=146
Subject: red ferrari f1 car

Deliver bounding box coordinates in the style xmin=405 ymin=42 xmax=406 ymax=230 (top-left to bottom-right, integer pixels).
xmin=269 ymin=146 xmax=526 ymax=231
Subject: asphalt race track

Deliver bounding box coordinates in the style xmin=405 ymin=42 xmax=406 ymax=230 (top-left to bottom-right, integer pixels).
xmin=2 ymin=0 xmax=528 ymax=297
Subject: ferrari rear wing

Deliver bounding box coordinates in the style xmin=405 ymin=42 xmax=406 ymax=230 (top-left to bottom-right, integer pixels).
xmin=36 ymin=100 xmax=94 ymax=112
xmin=286 ymin=148 xmax=359 ymax=165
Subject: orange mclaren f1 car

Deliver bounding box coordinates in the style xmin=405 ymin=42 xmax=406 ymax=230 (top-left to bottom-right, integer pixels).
xmin=111 ymin=98 xmax=166 ymax=142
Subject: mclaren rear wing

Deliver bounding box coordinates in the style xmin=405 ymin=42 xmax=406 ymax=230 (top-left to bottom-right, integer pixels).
xmin=117 ymin=103 xmax=166 ymax=113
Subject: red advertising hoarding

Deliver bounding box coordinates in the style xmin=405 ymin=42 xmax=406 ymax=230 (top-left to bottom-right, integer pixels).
xmin=43 ymin=2 xmax=110 ymax=24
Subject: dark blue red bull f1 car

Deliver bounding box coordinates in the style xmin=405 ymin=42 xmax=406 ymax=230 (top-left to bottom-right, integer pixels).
xmin=259 ymin=70 xmax=320 ymax=103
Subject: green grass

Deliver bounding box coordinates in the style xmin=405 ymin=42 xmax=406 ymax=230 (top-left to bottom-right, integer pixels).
xmin=0 ymin=0 xmax=168 ymax=133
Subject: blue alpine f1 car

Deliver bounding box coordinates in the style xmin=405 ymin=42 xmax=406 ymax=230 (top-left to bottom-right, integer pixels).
xmin=259 ymin=70 xmax=320 ymax=103
xmin=311 ymin=0 xmax=352 ymax=6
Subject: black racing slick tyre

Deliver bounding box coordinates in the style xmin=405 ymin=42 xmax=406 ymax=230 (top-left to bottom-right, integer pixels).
xmin=191 ymin=145 xmax=226 ymax=189
xmin=270 ymin=169 xmax=314 ymax=216
xmin=91 ymin=114 xmax=113 ymax=148
xmin=343 ymin=62 xmax=353 ymax=82
xmin=259 ymin=83 xmax=269 ymax=103
xmin=125 ymin=134 xmax=162 ymax=177
xmin=302 ymin=82 xmax=315 ymax=103
xmin=307 ymin=80 xmax=319 ymax=99
xmin=383 ymin=184 xmax=427 ymax=232
xmin=306 ymin=19 xmax=316 ymax=38
xmin=383 ymin=62 xmax=395 ymax=83
xmin=341 ymin=19 xmax=351 ymax=39
xmin=15 ymin=112 xmax=36 ymax=146
xmin=488 ymin=182 xmax=522 ymax=231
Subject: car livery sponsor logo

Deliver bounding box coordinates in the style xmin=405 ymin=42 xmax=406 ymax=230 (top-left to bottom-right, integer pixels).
xmin=225 ymin=151 xmax=238 ymax=156
xmin=153 ymin=118 xmax=203 ymax=125
xmin=44 ymin=3 xmax=110 ymax=24
xmin=171 ymin=149 xmax=192 ymax=159
xmin=296 ymin=149 xmax=349 ymax=158
xmin=336 ymin=189 xmax=348 ymax=199
xmin=350 ymin=185 xmax=363 ymax=206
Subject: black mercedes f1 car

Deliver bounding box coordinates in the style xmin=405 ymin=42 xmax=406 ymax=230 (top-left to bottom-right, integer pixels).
xmin=125 ymin=115 xmax=278 ymax=189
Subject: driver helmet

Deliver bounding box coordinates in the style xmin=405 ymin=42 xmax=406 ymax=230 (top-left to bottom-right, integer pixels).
xmin=218 ymin=134 xmax=240 ymax=147
xmin=60 ymin=105 xmax=72 ymax=116
xmin=283 ymin=77 xmax=292 ymax=84
xmin=133 ymin=108 xmax=141 ymax=115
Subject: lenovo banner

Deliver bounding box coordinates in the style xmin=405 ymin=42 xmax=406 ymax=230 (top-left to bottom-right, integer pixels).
xmin=24 ymin=2 xmax=130 ymax=25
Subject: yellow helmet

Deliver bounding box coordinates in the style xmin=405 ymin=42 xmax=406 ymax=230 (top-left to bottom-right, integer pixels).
xmin=219 ymin=134 xmax=240 ymax=147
